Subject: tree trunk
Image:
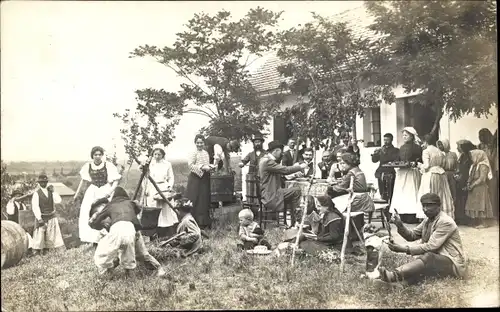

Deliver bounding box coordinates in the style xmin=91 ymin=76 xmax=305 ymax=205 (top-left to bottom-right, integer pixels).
xmin=429 ymin=109 xmax=443 ymax=142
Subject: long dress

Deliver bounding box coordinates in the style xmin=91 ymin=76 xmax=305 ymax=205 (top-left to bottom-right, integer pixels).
xmin=465 ymin=150 xmax=494 ymax=220
xmin=78 ymin=161 xmax=121 ymax=244
xmin=389 ymin=141 xmax=422 ymax=216
xmin=416 ymin=145 xmax=455 ymax=219
xmin=440 ymin=139 xmax=458 ymax=205
xmin=185 ymin=149 xmax=212 ymax=228
xmin=143 ymin=159 xmax=178 ymax=231
xmin=478 ymin=143 xmax=497 ymax=215
xmin=328 ymin=167 xmax=375 ymax=213
xmin=455 ymin=151 xmax=472 ymax=224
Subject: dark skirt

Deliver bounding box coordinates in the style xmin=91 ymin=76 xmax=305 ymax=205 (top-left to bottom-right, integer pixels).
xmin=186 ymin=172 xmax=212 ymax=228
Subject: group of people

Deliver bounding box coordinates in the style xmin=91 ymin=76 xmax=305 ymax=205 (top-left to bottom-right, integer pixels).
xmin=370 ymin=127 xmax=498 ymax=229
xmin=4 ymin=126 xmax=496 ymax=285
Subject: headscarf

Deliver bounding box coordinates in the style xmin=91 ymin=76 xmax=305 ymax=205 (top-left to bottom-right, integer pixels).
xmin=152 ymin=143 xmax=166 ymax=158
xmin=439 ymin=139 xmax=451 ymax=153
xmin=402 ymin=127 xmax=421 ymax=145
xmin=478 ymin=128 xmax=494 ymax=145
xmin=469 ymin=150 xmax=493 ymax=180
xmin=341 ymin=152 xmax=359 ymax=167
xmin=457 ymin=140 xmax=476 ymax=154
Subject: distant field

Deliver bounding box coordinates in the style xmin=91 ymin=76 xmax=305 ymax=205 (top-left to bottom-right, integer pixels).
xmin=6 ymin=157 xmax=243 ymax=194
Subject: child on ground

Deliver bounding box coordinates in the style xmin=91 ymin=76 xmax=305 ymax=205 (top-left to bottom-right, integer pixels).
xmin=162 ymin=198 xmax=203 ymax=257
xmin=89 ymin=186 xmax=165 ymax=277
xmin=237 ymin=209 xmax=272 ymax=250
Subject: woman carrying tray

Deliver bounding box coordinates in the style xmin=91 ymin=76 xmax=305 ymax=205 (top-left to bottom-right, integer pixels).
xmin=389 ymin=127 xmax=423 ymax=223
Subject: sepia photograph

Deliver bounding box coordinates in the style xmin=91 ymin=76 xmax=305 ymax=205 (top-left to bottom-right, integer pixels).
xmin=1 ymin=0 xmax=498 ymax=310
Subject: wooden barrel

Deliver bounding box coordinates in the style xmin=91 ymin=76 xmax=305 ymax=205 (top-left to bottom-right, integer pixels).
xmin=245 ymin=173 xmax=259 ymax=205
xmin=210 ymin=174 xmax=235 ymax=204
xmin=1 ymin=221 xmax=29 ymax=269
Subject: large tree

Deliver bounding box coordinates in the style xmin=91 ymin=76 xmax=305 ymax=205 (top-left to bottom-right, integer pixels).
xmin=365 ymin=0 xmax=497 ymax=139
xmin=115 ymin=8 xmax=284 ymax=159
xmin=276 ymin=13 xmax=395 ymax=149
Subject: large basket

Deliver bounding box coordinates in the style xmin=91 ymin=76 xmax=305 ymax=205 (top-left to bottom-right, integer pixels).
xmin=210 ymin=174 xmax=234 ymax=203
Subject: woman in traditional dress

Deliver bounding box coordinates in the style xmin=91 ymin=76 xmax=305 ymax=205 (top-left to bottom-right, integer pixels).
xmin=143 ymin=143 xmax=177 ymax=238
xmin=454 ymin=140 xmax=476 ymax=225
xmin=389 ymin=127 xmax=423 ymax=223
xmin=478 ymin=128 xmax=497 ymax=217
xmin=298 ymin=195 xmax=345 ymax=256
xmin=465 ymin=149 xmax=494 ymax=228
xmin=185 ymin=135 xmax=214 ymax=229
xmin=327 ymin=153 xmax=375 ymax=213
xmin=437 ymin=139 xmax=458 ymax=205
xmin=77 ymin=146 xmax=121 ymax=246
xmin=416 ymin=134 xmax=455 ymax=219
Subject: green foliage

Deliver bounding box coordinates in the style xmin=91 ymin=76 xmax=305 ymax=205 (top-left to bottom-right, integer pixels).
xmin=276 ymin=13 xmax=395 ymax=147
xmin=116 ymin=8 xmax=285 ymax=160
xmin=365 ymin=0 xmax=497 ymax=136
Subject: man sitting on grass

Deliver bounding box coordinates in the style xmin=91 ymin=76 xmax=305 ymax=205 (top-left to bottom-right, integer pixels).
xmin=377 ymin=193 xmax=467 ymax=285
xmin=89 ymin=187 xmax=166 ymax=277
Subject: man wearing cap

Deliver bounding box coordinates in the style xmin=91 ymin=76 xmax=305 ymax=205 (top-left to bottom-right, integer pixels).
xmin=6 ymin=189 xmax=29 ymax=224
xmin=259 ymin=140 xmax=309 ymax=226
xmin=31 ymin=174 xmax=65 ymax=255
xmin=205 ymin=135 xmax=240 ymax=175
xmin=376 ymin=193 xmax=467 ymax=285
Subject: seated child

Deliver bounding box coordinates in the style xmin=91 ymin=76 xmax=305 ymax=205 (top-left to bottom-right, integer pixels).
xmin=89 ymin=187 xmax=165 ymax=277
xmin=163 ymin=198 xmax=203 ymax=257
xmin=238 ymin=209 xmax=272 ymax=250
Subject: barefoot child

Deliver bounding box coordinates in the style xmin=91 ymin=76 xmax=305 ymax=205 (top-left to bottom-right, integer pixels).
xmin=238 ymin=209 xmax=272 ymax=250
xmin=89 ymin=186 xmax=165 ymax=276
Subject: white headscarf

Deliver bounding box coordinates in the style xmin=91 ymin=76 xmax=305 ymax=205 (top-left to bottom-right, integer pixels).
xmin=469 ymin=149 xmax=493 ymax=180
xmin=402 ymin=126 xmax=421 ymax=145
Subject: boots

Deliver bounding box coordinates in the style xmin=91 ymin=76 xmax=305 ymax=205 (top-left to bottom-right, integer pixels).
xmin=379 ymin=259 xmax=426 ymax=284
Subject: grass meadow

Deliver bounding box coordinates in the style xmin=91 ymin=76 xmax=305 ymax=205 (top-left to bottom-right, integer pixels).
xmin=2 ymin=158 xmax=499 ymax=309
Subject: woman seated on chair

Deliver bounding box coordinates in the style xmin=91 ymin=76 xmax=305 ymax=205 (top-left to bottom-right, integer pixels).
xmin=298 ymin=196 xmax=346 ymax=256
xmin=327 ymin=153 xmax=375 ymax=213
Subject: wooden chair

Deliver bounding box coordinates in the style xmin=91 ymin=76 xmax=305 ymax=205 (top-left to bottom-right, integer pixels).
xmin=242 ymin=175 xmax=291 ymax=229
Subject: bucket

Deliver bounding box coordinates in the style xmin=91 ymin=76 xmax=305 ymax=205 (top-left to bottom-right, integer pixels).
xmin=210 ymin=174 xmax=234 ymax=203
xmin=1 ymin=220 xmax=29 ymax=269
xmin=245 ymin=173 xmax=259 ymax=205
xmin=139 ymin=207 xmax=162 ymax=230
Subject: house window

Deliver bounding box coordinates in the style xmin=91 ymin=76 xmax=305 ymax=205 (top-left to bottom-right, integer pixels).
xmin=370 ymin=107 xmax=382 ymax=147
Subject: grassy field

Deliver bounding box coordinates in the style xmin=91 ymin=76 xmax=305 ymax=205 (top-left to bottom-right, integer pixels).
xmin=1 ymin=209 xmax=498 ymax=310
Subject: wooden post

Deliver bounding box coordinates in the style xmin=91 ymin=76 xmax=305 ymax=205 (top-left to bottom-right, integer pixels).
xmin=340 ymin=176 xmax=355 ymax=272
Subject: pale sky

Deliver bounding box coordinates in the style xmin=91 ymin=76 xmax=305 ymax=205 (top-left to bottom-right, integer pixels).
xmin=1 ymin=0 xmax=362 ymax=162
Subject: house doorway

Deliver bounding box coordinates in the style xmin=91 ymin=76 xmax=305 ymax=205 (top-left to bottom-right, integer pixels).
xmin=403 ymin=96 xmax=439 ymax=139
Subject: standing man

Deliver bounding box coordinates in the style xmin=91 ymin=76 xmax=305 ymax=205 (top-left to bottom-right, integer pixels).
xmin=318 ymin=150 xmax=334 ymax=179
xmin=259 ymin=140 xmax=308 ymax=226
xmin=205 ymin=135 xmax=240 ymax=175
xmin=281 ymin=138 xmax=302 ymax=166
xmin=371 ymin=133 xmax=400 ymax=202
xmin=238 ymin=134 xmax=266 ymax=176
xmin=31 ymin=174 xmax=65 ymax=256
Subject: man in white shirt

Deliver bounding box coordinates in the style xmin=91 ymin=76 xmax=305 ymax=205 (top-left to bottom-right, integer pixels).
xmin=6 ymin=189 xmax=28 ymax=223
xmin=31 ymin=174 xmax=65 ymax=255
xmin=285 ymin=148 xmax=315 ymax=180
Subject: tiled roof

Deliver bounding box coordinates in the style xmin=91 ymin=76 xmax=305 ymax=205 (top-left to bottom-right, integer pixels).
xmin=249 ymin=5 xmax=380 ymax=94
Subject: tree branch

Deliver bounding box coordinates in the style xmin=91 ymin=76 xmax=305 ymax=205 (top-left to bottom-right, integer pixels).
xmin=183 ymin=108 xmax=216 ymax=119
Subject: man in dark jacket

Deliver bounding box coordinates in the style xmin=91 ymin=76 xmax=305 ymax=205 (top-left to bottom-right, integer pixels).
xmin=371 ymin=133 xmax=399 ymax=202
xmin=205 ymin=135 xmax=240 ymax=174
xmin=90 ymin=187 xmax=165 ymax=277
xmin=281 ymin=138 xmax=302 ymax=166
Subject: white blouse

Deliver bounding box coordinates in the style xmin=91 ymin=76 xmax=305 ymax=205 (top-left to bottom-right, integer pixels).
xmin=79 ymin=161 xmax=121 ymax=183
xmin=148 ymin=159 xmax=175 ymax=189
